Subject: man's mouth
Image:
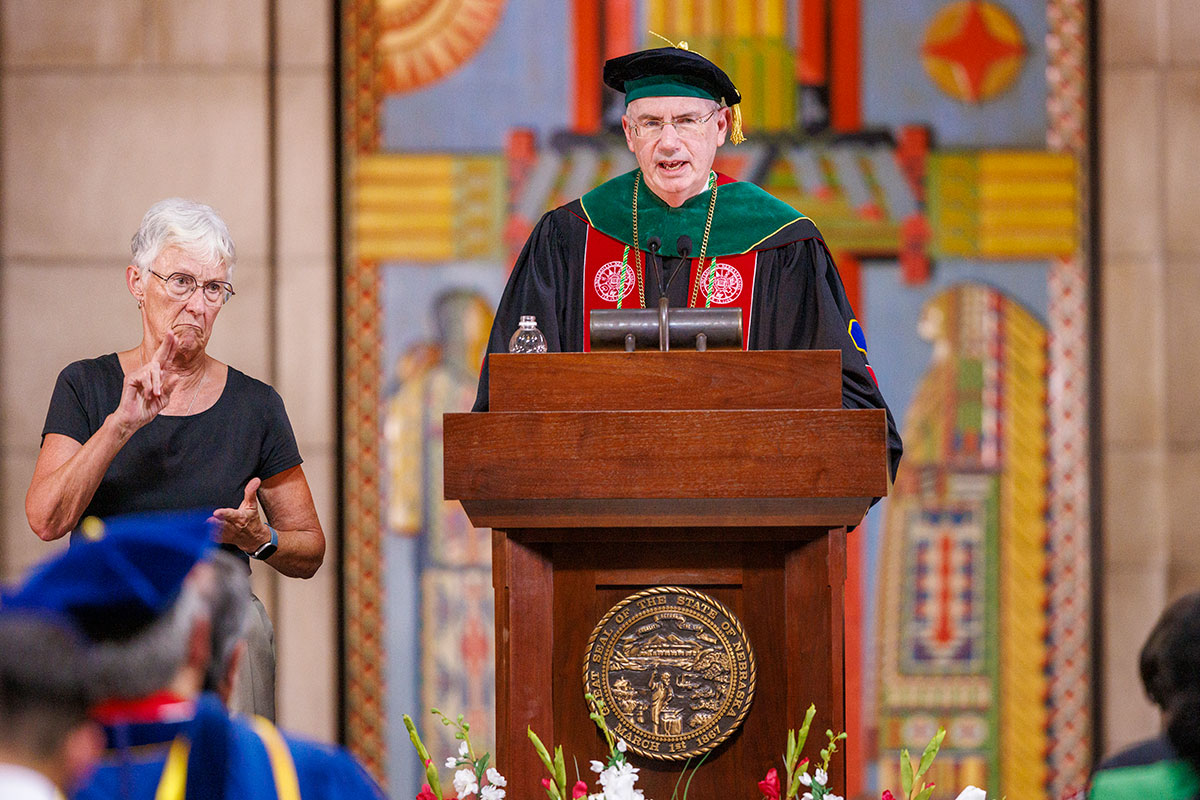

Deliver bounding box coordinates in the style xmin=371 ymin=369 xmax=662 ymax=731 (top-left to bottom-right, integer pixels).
xmin=657 ymin=160 xmax=688 ymax=174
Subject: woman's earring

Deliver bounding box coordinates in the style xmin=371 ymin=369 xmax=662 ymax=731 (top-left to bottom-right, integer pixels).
xmin=137 ymin=300 xmax=144 ymax=309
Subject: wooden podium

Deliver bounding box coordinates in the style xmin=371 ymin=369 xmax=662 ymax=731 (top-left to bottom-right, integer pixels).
xmin=444 ymin=351 xmax=888 ymax=798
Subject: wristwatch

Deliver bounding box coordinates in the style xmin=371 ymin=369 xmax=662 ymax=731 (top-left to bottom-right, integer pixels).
xmin=251 ymin=525 xmax=278 ymax=560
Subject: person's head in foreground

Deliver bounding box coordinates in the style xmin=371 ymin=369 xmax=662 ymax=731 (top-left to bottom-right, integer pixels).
xmin=606 ymin=45 xmax=744 ymax=208
xmin=1090 ymin=590 xmax=1200 ymax=799
xmin=1140 ymin=591 xmax=1200 ymax=766
xmin=0 ymin=611 xmax=103 ymax=795
xmin=5 ymin=510 xmax=225 ymax=704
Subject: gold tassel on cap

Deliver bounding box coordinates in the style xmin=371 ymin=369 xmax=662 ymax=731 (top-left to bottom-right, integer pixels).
xmin=729 ymin=103 xmax=745 ymax=145
xmin=649 ymin=30 xmax=691 ymax=51
xmin=646 ymin=30 xmax=746 ymax=145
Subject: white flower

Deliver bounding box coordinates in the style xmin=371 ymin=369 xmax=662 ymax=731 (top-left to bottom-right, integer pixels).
xmin=485 ymin=768 xmax=506 ymax=788
xmin=800 ymin=773 xmax=813 ymax=787
xmin=814 ymin=768 xmax=828 ymax=786
xmin=954 ymin=787 xmax=987 ymax=800
xmin=616 ymin=739 xmax=628 ymax=753
xmin=590 ymin=760 xmax=606 ymax=774
xmin=826 ymin=794 xmax=844 ymax=800
xmin=800 ymin=793 xmax=813 ymax=800
xmin=459 ymin=741 xmax=470 ymax=756
xmin=453 ymin=767 xmax=478 ymax=798
xmin=480 ymin=786 xmax=505 ymax=800
xmin=596 ymin=761 xmax=643 ymax=800
xmin=445 ymin=756 xmax=458 ymax=769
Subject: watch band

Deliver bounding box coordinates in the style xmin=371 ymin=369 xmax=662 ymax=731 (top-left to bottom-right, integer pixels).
xmin=251 ymin=525 xmax=278 ymax=560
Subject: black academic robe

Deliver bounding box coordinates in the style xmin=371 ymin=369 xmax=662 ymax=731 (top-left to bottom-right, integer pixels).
xmin=472 ymin=199 xmax=903 ymax=481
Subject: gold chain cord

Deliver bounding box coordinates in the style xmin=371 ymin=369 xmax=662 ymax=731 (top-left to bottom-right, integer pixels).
xmin=689 ymin=174 xmax=719 ymax=308
xmin=630 ymin=170 xmax=719 ymax=309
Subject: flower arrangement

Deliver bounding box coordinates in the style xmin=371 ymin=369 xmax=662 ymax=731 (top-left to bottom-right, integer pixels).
xmin=403 ymin=709 xmax=507 ymax=800
xmin=758 ymin=707 xmax=993 ymax=800
xmin=529 ymin=693 xmax=707 ymax=800
xmin=530 ymin=693 xmax=652 ymax=800
xmin=757 ymin=705 xmax=846 ymax=800
xmin=405 ymin=703 xmax=993 ymax=800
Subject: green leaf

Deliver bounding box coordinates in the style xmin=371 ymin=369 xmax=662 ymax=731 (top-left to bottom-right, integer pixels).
xmin=787 ymin=729 xmax=797 ymax=767
xmin=528 ymin=728 xmax=556 ymax=775
xmin=670 ymin=756 xmax=691 ymax=800
xmin=900 ymin=748 xmax=914 ymax=798
xmin=403 ymin=714 xmax=442 ymax=799
xmin=914 ymin=786 xmax=935 ymax=800
xmin=795 ymin=705 xmax=816 ymax=755
xmin=914 ymin=728 xmax=945 ymax=784
xmin=680 ymin=751 xmax=709 ymax=800
xmin=554 ymin=744 xmax=567 ymax=792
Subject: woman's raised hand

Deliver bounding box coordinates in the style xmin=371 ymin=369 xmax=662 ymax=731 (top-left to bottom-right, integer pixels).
xmin=113 ymin=332 xmax=180 ymax=436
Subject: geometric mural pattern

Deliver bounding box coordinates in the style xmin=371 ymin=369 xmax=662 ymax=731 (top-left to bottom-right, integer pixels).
xmin=339 ymin=2 xmax=1096 ymax=798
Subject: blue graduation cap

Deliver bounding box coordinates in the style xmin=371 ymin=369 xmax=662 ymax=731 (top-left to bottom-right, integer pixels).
xmin=3 ymin=509 xmax=218 ymax=642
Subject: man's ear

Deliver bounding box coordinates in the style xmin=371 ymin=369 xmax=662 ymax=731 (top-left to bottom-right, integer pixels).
xmin=622 ymin=114 xmax=637 ymax=152
xmin=62 ymin=721 xmax=105 ymax=791
xmin=219 ymin=640 xmax=246 ymax=706
xmin=188 ymin=616 xmax=212 ymax=673
xmin=714 ymin=107 xmax=730 ymax=147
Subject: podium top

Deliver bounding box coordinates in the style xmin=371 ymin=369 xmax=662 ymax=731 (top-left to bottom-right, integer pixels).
xmin=447 ymin=350 xmax=887 ymax=528
xmin=488 ymin=350 xmax=841 ymax=411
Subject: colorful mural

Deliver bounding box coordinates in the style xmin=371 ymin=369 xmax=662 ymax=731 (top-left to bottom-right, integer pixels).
xmin=339 ymin=1 xmax=1094 ymax=797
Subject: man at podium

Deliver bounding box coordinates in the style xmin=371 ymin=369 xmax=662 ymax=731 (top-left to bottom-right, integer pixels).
xmin=473 ymin=44 xmax=901 ymax=478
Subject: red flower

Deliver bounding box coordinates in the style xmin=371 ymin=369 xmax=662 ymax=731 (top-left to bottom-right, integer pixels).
xmin=572 ymin=779 xmax=589 ymax=798
xmin=758 ymin=767 xmax=781 ymax=799
xmin=882 ymin=792 xmax=896 ymax=800
xmin=417 ymin=783 xmax=438 ymax=800
xmin=542 ymin=777 xmax=552 ymax=790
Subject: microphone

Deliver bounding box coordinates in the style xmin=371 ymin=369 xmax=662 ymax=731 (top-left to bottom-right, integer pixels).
xmin=645 ymin=236 xmax=664 ymax=299
xmin=676 ymin=235 xmax=693 ymax=259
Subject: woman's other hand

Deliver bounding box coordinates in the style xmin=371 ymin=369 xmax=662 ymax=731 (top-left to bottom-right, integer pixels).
xmin=211 ymin=477 xmax=269 ymax=553
xmin=211 ymin=468 xmax=325 ymax=578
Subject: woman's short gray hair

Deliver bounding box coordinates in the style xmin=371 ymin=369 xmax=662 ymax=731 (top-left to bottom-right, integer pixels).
xmin=130 ymin=198 xmax=236 ymax=283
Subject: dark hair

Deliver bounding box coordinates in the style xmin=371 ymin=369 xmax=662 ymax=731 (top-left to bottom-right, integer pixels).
xmin=0 ymin=613 xmax=94 ymax=758
xmin=1138 ymin=591 xmax=1200 ymax=770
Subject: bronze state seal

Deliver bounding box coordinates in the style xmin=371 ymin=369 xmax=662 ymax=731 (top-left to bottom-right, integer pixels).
xmin=583 ymin=586 xmax=756 ymax=760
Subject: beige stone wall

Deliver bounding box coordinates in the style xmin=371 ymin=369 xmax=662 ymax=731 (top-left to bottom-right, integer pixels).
xmin=1099 ymin=0 xmax=1200 ymax=759
xmin=0 ymin=0 xmax=337 ymax=740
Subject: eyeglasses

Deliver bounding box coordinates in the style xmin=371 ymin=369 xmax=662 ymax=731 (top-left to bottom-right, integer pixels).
xmin=147 ymin=270 xmax=236 ymax=305
xmin=629 ymin=107 xmax=721 ymax=139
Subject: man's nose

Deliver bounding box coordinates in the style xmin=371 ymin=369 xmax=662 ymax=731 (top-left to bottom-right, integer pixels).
xmin=658 ymin=123 xmax=682 ymax=147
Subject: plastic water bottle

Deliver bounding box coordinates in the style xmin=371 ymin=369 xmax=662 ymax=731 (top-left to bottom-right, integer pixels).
xmin=508 ymin=315 xmax=548 ymax=353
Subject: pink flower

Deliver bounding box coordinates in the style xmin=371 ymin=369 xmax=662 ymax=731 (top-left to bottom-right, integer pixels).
xmin=417 ymin=784 xmax=438 ymax=800
xmin=572 ymin=780 xmax=589 ymax=798
xmin=542 ymin=777 xmax=552 ymax=790
xmin=759 ymin=767 xmax=781 ymax=799
xmin=882 ymin=792 xmax=896 ymax=800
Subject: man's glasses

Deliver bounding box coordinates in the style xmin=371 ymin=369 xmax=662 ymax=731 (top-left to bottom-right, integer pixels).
xmin=148 ymin=270 xmax=236 ymax=305
xmin=629 ymin=107 xmax=721 ymax=139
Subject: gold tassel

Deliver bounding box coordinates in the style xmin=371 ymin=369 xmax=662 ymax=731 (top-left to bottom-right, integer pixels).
xmin=646 ymin=29 xmax=742 ymax=143
xmin=730 ymin=103 xmax=746 ymax=145
xmin=648 ymin=30 xmax=703 ymax=57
